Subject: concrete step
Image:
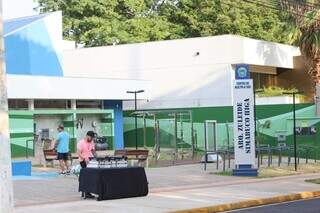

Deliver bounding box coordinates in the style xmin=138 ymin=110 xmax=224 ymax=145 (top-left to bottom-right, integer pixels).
xmin=232 ymin=168 xmax=258 ymax=177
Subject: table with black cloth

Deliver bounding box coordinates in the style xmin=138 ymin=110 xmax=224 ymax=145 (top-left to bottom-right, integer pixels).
xmin=79 ymin=167 xmax=148 ymax=201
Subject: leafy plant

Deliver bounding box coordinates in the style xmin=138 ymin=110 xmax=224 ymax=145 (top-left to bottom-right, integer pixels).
xmin=256 ymin=87 xmax=306 ymax=101
xmin=280 ymin=0 xmax=320 ymax=89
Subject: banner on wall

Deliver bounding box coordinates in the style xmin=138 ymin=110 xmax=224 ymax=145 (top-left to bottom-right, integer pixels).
xmin=295 ymin=126 xmax=317 ymax=135
xmin=233 ymin=64 xmax=256 ymax=167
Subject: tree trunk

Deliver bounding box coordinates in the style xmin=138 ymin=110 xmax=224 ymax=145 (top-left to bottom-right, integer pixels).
xmin=316 ymin=85 xmax=320 ymax=116
xmin=0 ymin=0 xmax=14 ymax=211
xmin=312 ymin=58 xmax=320 ymax=116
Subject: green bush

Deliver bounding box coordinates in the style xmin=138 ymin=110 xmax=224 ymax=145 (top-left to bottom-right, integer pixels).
xmin=257 ymin=87 xmax=305 ymax=100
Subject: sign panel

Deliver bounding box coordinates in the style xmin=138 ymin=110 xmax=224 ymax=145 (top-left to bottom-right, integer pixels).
xmin=295 ymin=126 xmax=317 ymax=135
xmin=233 ymin=79 xmax=256 ymax=166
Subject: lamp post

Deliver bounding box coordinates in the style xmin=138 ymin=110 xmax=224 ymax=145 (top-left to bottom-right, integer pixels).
xmin=253 ymin=89 xmax=263 ymax=144
xmin=253 ymin=89 xmax=263 ymax=168
xmin=0 ymin=0 xmax=14 ymax=210
xmin=283 ymin=91 xmax=303 ymax=171
xmin=127 ymin=90 xmax=145 ymax=150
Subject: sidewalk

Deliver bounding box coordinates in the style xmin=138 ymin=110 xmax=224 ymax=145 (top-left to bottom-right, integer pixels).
xmin=13 ymin=164 xmax=245 ymax=207
xmin=13 ymin=164 xmax=320 ymax=212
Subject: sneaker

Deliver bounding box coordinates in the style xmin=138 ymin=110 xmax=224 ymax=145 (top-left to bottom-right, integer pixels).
xmin=59 ymin=171 xmax=66 ymax=175
xmin=85 ymin=193 xmax=95 ymax=199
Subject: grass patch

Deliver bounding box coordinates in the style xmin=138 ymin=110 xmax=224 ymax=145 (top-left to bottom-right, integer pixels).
xmin=258 ymin=166 xmax=298 ymax=178
xmin=211 ymin=171 xmax=233 ymax=176
xmin=212 ymin=163 xmax=320 ymax=178
xmin=305 ymin=179 xmax=320 ymax=184
xmin=259 ymin=163 xmax=320 ymax=178
xmin=32 ymin=164 xmax=45 ymax=168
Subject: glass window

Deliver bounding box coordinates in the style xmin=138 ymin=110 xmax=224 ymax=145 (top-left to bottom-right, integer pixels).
xmin=8 ymin=99 xmax=28 ymax=109
xmin=34 ymin=100 xmax=67 ymax=109
xmin=76 ymin=100 xmax=103 ymax=109
xmin=251 ymin=72 xmax=277 ymax=89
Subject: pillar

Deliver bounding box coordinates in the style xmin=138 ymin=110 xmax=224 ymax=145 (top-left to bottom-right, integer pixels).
xmin=71 ymin=99 xmax=76 ymax=110
xmin=0 ymin=0 xmax=14 ymax=210
xmin=28 ymin=99 xmax=34 ymax=110
xmin=104 ymin=100 xmax=124 ymax=149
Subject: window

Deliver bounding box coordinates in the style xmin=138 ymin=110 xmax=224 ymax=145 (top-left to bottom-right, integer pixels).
xmin=34 ymin=100 xmax=67 ymax=109
xmin=8 ymin=99 xmax=28 ymax=109
xmin=76 ymin=100 xmax=103 ymax=109
xmin=251 ymin=72 xmax=277 ymax=89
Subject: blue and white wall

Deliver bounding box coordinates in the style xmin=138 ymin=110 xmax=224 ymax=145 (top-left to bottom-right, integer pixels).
xmin=4 ymin=12 xmax=63 ymax=76
xmin=4 ymin=12 xmax=150 ymax=151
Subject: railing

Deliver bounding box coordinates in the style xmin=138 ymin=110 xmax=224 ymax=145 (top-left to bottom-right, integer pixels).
xmin=203 ymin=144 xmax=320 ymax=172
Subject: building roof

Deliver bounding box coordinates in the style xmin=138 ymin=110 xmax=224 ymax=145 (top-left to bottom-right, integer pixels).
xmin=7 ymin=74 xmax=151 ymax=100
xmin=4 ymin=14 xmax=48 ymax=36
xmin=4 ymin=12 xmax=64 ymax=76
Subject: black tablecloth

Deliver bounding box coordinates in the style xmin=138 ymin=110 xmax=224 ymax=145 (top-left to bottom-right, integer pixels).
xmin=79 ymin=167 xmax=148 ymax=200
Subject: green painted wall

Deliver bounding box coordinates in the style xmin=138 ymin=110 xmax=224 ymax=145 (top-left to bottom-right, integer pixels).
xmin=63 ymin=113 xmax=77 ymax=153
xmin=123 ymin=104 xmax=312 ymax=123
xmin=123 ymin=104 xmax=316 ymax=152
xmin=9 ymin=114 xmax=34 ymax=158
xmin=100 ymin=115 xmax=114 ymax=150
xmin=9 ymin=109 xmax=115 ymax=158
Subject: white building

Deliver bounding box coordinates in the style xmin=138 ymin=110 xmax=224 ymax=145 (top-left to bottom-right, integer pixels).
xmin=63 ymin=35 xmax=308 ymax=110
xmin=5 ymin=11 xmax=313 ymax=156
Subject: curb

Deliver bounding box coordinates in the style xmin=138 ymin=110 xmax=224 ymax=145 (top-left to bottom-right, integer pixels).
xmin=171 ymin=191 xmax=320 ymax=213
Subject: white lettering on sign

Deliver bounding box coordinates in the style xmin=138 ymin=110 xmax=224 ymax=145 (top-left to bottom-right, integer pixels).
xmin=233 ymin=79 xmax=255 ymax=166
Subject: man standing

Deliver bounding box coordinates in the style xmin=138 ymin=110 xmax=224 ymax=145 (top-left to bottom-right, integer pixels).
xmin=77 ymin=131 xmax=96 ymax=169
xmin=55 ymin=125 xmax=70 ymax=175
xmin=77 ymin=131 xmax=96 ymax=198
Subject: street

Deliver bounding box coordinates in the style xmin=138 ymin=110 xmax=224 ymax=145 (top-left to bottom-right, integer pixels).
xmin=230 ymin=197 xmax=320 ymax=213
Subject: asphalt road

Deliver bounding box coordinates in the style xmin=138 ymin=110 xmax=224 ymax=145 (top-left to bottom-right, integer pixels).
xmin=230 ymin=198 xmax=320 ymax=213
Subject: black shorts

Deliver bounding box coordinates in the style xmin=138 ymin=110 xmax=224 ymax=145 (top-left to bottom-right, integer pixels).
xmin=57 ymin=152 xmax=69 ymax=160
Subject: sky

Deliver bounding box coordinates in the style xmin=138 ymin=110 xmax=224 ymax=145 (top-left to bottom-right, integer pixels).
xmin=3 ymin=0 xmax=39 ymax=20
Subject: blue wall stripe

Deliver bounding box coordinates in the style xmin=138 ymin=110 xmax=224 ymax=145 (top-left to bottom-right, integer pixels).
xmin=104 ymin=100 xmax=124 ymax=149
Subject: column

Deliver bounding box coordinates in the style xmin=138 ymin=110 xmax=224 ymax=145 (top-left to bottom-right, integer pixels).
xmin=104 ymin=100 xmax=124 ymax=149
xmin=0 ymin=0 xmax=14 ymax=210
xmin=28 ymin=99 xmax=34 ymax=110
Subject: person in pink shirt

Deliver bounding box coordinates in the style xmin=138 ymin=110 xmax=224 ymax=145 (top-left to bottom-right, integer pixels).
xmin=77 ymin=131 xmax=96 ymax=169
xmin=77 ymin=131 xmax=96 ymax=199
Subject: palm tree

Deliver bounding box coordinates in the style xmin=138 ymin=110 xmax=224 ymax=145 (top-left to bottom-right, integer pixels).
xmin=280 ymin=0 xmax=320 ymax=86
xmin=299 ymin=10 xmax=320 ymax=86
xmin=278 ymin=0 xmax=320 ymax=115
